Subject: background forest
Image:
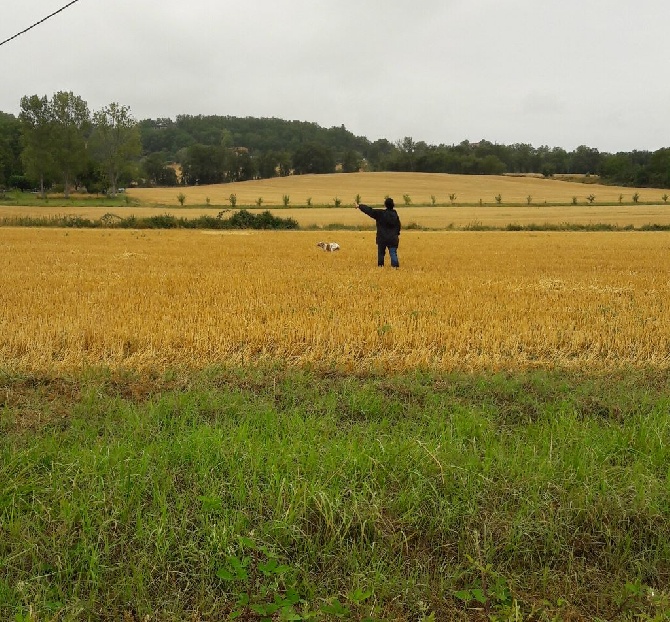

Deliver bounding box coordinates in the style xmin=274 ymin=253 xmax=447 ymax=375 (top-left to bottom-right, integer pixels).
xmin=1 ymin=92 xmax=669 ymax=194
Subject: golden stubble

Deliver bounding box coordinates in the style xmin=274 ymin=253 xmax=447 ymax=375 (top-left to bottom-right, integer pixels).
xmin=126 ymin=172 xmax=670 ymax=206
xmin=1 ymin=228 xmax=669 ymax=373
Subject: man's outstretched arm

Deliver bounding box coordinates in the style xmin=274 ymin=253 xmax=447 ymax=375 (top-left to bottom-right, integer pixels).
xmin=354 ymin=201 xmax=377 ymax=219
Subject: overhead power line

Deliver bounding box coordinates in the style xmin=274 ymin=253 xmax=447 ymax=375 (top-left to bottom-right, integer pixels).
xmin=0 ymin=0 xmax=83 ymax=47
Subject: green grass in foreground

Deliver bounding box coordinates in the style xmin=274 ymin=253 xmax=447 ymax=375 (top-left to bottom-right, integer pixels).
xmin=1 ymin=367 xmax=669 ymax=621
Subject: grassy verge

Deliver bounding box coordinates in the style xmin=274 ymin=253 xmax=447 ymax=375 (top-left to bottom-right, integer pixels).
xmin=1 ymin=367 xmax=669 ymax=621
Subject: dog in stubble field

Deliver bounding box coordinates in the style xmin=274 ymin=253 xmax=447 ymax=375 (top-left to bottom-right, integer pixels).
xmin=316 ymin=242 xmax=340 ymax=252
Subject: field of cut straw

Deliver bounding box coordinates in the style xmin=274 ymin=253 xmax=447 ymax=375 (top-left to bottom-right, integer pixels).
xmin=127 ymin=172 xmax=670 ymax=207
xmin=2 ymin=228 xmax=668 ymax=373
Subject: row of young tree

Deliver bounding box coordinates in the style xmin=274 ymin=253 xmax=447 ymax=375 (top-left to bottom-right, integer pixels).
xmin=1 ymin=93 xmax=669 ymax=192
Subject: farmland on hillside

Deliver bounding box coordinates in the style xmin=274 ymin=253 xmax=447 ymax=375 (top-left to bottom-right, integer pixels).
xmin=127 ymin=172 xmax=670 ymax=206
xmin=3 ymin=172 xmax=670 ymax=230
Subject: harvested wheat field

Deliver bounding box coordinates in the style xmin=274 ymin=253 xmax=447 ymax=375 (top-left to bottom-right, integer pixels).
xmin=1 ymin=228 xmax=669 ymax=373
xmin=127 ymin=172 xmax=670 ymax=206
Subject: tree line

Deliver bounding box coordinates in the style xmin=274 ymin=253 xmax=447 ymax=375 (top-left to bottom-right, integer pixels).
xmin=1 ymin=92 xmax=669 ymax=193
xmin=1 ymin=92 xmax=141 ymax=197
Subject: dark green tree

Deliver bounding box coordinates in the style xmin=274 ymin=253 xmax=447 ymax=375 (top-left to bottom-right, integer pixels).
xmin=601 ymin=153 xmax=636 ymax=186
xmin=258 ymin=151 xmax=279 ymax=179
xmin=221 ymin=149 xmax=239 ymax=182
xmin=50 ymin=91 xmax=91 ymax=198
xmin=341 ymin=149 xmax=361 ymax=173
xmin=542 ymin=147 xmax=569 ymax=175
xmin=570 ymin=145 xmax=602 ymax=175
xmin=19 ymin=95 xmax=55 ymax=197
xmin=364 ymin=138 xmax=395 ymax=171
xmin=0 ymin=111 xmax=23 ymax=188
xmin=182 ymin=144 xmax=225 ymax=185
xmin=90 ymin=103 xmax=141 ymax=196
xmin=479 ymin=154 xmax=506 ymax=175
xmin=277 ymin=151 xmax=292 ymax=177
xmin=396 ymin=136 xmax=417 ymax=171
xmin=292 ymin=142 xmax=335 ymax=175
xmin=647 ymin=148 xmax=670 ymax=188
xmin=142 ymin=153 xmax=178 ymax=186
xmin=508 ymin=143 xmax=535 ymax=173
xmin=236 ymin=151 xmax=258 ymax=181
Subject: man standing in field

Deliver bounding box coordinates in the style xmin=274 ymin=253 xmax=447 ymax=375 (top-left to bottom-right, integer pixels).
xmin=355 ymin=197 xmax=401 ymax=268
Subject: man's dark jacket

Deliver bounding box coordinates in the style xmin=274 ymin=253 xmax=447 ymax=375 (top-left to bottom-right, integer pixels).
xmin=358 ymin=204 xmax=401 ymax=246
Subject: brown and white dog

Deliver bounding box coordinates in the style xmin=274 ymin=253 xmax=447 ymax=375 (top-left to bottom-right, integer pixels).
xmin=316 ymin=242 xmax=340 ymax=252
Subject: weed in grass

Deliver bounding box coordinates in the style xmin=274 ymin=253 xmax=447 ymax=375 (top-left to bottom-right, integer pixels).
xmin=216 ymin=536 xmax=302 ymax=620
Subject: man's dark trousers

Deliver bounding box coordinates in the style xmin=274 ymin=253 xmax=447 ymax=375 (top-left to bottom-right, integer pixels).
xmin=378 ymin=244 xmax=399 ymax=268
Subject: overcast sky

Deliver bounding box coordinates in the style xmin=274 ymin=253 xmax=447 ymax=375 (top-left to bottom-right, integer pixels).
xmin=2 ymin=0 xmax=668 ymax=152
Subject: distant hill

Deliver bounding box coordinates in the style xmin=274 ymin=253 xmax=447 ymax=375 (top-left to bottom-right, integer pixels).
xmin=138 ymin=115 xmax=373 ymax=160
xmin=136 ymin=115 xmax=670 ymax=188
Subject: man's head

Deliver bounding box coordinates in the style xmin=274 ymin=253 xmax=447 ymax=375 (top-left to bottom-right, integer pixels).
xmin=384 ymin=197 xmax=395 ymax=209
